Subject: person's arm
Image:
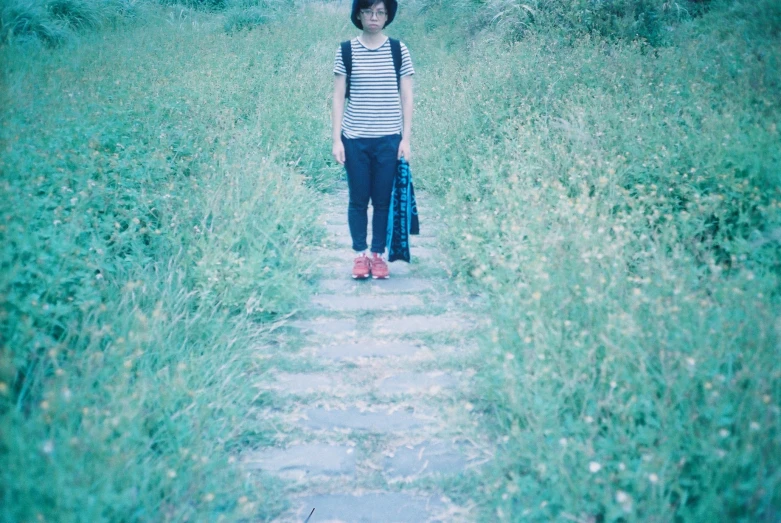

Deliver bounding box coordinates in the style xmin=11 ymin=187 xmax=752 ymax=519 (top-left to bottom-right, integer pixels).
xmin=332 ymin=74 xmax=347 ymax=165
xmin=398 ymin=75 xmax=413 ymax=160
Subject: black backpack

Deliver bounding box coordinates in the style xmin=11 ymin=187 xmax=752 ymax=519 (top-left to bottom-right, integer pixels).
xmin=341 ymin=38 xmax=402 ymax=99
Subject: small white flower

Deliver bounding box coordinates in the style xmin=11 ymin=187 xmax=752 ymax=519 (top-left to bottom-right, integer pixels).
xmin=42 ymin=441 xmax=54 ymax=454
xmin=648 ymin=473 xmax=659 ymax=484
xmin=589 ymin=461 xmax=601 ymax=473
xmin=750 ymin=421 xmax=760 ymax=431
xmin=616 ymin=490 xmax=630 ymax=504
xmin=719 ymin=428 xmax=730 ymax=438
xmin=559 ymin=438 xmax=568 ymax=447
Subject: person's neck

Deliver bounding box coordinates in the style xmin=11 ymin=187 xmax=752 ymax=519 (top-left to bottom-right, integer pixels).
xmin=359 ymin=31 xmax=387 ymax=49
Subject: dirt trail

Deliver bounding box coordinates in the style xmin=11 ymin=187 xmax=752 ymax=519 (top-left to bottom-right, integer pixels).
xmin=244 ymin=186 xmax=492 ymax=522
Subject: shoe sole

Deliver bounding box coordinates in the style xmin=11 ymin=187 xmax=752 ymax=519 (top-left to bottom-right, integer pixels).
xmin=352 ymin=274 xmax=371 ymax=280
xmin=371 ymin=274 xmax=390 ymax=279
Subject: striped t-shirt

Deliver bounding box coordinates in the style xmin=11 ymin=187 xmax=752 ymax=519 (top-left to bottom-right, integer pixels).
xmin=334 ymin=37 xmax=414 ymax=139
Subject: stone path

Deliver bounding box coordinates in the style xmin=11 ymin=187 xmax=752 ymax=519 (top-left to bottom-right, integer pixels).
xmin=241 ymin=186 xmax=491 ymax=522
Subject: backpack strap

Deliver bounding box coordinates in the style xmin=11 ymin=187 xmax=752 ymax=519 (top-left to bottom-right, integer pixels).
xmin=341 ymin=40 xmax=353 ymax=98
xmin=389 ymin=38 xmax=402 ymax=92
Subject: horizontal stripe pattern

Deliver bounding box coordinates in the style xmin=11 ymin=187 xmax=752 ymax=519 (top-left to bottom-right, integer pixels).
xmin=334 ymin=37 xmax=414 ymax=139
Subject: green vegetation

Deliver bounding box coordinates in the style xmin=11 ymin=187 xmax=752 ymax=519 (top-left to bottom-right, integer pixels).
xmin=2 ymin=0 xmax=779 ymax=520
xmin=403 ymin=0 xmax=781 ymax=519
xmin=0 ymin=3 xmax=332 ymax=519
xmin=0 ymin=0 xmax=294 ymax=46
xmin=1 ymin=0 xmax=142 ymax=45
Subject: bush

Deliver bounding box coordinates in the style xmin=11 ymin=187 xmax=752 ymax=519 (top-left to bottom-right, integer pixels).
xmin=410 ymin=0 xmax=709 ymax=44
xmin=0 ymin=0 xmax=141 ymax=46
xmin=157 ymin=0 xmax=292 ymax=13
xmin=0 ymin=0 xmax=71 ymax=45
xmin=48 ymin=0 xmax=101 ymax=29
xmin=224 ymin=5 xmax=268 ymax=32
xmin=157 ymin=0 xmax=228 ymax=10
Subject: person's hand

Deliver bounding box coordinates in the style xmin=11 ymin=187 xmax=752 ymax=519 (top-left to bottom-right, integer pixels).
xmin=332 ymin=140 xmax=345 ymax=165
xmin=397 ymin=139 xmax=411 ymax=161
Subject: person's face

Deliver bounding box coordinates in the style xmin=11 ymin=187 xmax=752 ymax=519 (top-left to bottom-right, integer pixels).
xmin=360 ymin=2 xmax=388 ymax=32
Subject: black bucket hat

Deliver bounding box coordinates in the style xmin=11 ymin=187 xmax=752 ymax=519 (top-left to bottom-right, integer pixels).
xmin=351 ymin=0 xmax=398 ymax=29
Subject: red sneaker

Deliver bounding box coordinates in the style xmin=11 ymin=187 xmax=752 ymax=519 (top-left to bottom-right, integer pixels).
xmin=370 ymin=253 xmax=389 ymax=279
xmin=352 ymin=254 xmax=371 ymax=280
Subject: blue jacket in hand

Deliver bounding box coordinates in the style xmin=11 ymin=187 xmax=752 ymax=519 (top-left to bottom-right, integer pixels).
xmin=386 ymin=158 xmax=419 ymax=263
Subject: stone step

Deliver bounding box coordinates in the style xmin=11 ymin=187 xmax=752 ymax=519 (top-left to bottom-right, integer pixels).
xmin=310 ymin=246 xmax=358 ymax=260
xmin=383 ymin=440 xmax=471 ymax=480
xmin=289 ymin=492 xmax=446 ymax=523
xmin=242 ymin=443 xmax=356 ymax=480
xmin=301 ymin=406 xmax=433 ymax=433
xmin=258 ymin=369 xmax=461 ymax=398
xmin=311 ymin=293 xmax=425 ymax=312
xmin=313 ymin=340 xmax=423 ymax=360
xmin=376 ymin=371 xmax=458 ymax=396
xmin=372 ymin=314 xmax=474 ymax=336
xmin=259 ymin=372 xmax=345 ymax=395
xmin=318 ymin=277 xmax=438 ymax=295
xmin=290 ymin=318 xmax=358 ymax=338
xmin=318 ymin=259 xmax=414 ymax=278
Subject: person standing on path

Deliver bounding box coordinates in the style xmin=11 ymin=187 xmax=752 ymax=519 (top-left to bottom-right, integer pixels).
xmin=331 ymin=0 xmax=415 ymax=280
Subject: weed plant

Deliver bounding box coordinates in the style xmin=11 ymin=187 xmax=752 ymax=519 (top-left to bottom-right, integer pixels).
xmin=401 ymin=0 xmax=781 ymax=519
xmin=0 ymin=7 xmax=335 ymax=519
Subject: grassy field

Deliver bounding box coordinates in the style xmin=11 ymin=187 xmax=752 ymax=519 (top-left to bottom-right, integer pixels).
xmin=0 ymin=3 xmax=337 ymax=520
xmin=2 ymin=0 xmax=779 ymax=520
xmin=403 ymin=0 xmax=781 ymax=520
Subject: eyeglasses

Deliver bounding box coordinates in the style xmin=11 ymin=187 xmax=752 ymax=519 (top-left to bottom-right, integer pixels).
xmin=360 ymin=8 xmax=387 ymax=19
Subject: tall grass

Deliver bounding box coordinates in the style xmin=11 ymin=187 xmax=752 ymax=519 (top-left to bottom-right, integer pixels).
xmin=0 ymin=0 xmax=295 ymax=46
xmin=412 ymin=0 xmax=712 ymax=45
xmin=0 ymin=7 xmax=332 ymax=519
xmin=0 ymin=0 xmax=143 ymax=45
xmin=399 ymin=0 xmax=781 ymax=519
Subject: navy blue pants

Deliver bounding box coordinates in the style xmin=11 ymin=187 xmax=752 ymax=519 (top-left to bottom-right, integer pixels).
xmin=342 ymin=133 xmax=401 ymax=254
